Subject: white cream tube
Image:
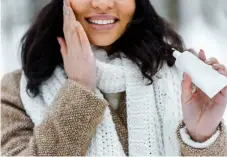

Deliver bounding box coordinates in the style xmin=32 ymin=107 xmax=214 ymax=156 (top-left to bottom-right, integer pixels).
xmin=173 ymin=50 xmax=227 ymax=98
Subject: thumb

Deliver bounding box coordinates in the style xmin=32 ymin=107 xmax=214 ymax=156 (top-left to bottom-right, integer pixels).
xmin=181 ymin=72 xmax=193 ymax=104
xmin=57 ymin=37 xmax=67 ymax=58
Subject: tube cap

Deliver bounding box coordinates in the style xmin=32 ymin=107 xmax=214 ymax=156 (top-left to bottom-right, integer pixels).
xmin=173 ymin=50 xmax=181 ymax=59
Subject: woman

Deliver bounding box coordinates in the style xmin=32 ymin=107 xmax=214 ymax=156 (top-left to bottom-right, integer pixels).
xmin=1 ymin=0 xmax=227 ymax=156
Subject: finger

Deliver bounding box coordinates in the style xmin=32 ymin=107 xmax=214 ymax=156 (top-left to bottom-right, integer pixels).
xmin=67 ymin=5 xmax=82 ymax=48
xmin=217 ymin=68 xmax=227 ymax=97
xmin=199 ymin=49 xmax=207 ymax=61
xmin=63 ymin=3 xmax=70 ymax=15
xmin=57 ymin=37 xmax=67 ymax=57
xmin=191 ymin=83 xmax=197 ymax=94
xmin=181 ymin=72 xmax=193 ymax=104
xmin=220 ymin=86 xmax=227 ymax=97
xmin=63 ymin=4 xmax=81 ymax=51
xmin=76 ymin=22 xmax=92 ymax=53
xmin=63 ymin=0 xmax=71 ymax=32
xmin=218 ymin=68 xmax=227 ymax=77
xmin=205 ymin=57 xmax=219 ymax=65
xmin=64 ymin=0 xmax=70 ymax=6
xmin=63 ymin=3 xmax=90 ymax=55
xmin=63 ymin=0 xmax=76 ymax=34
xmin=212 ymin=64 xmax=227 ymax=71
xmin=63 ymin=0 xmax=71 ymax=16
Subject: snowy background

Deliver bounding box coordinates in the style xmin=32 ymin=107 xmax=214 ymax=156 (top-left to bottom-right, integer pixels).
xmin=1 ymin=0 xmax=227 ymax=78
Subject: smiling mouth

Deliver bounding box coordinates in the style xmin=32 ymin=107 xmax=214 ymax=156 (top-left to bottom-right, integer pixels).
xmin=85 ymin=17 xmax=119 ymax=31
xmin=85 ymin=18 xmax=119 ymax=25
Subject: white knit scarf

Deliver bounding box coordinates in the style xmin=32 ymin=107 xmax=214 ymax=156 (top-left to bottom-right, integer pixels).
xmin=20 ymin=47 xmax=184 ymax=156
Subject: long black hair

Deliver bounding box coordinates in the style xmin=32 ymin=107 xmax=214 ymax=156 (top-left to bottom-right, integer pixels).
xmin=21 ymin=0 xmax=184 ymax=97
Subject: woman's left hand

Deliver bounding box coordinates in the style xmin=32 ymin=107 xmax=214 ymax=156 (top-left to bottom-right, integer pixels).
xmin=181 ymin=49 xmax=227 ymax=142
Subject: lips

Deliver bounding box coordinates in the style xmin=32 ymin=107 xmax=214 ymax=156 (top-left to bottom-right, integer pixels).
xmin=85 ymin=15 xmax=119 ymax=31
xmin=87 ymin=19 xmax=116 ymax=25
xmin=86 ymin=15 xmax=118 ymax=21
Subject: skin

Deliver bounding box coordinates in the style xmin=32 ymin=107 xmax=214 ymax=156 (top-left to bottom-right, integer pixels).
xmin=182 ymin=50 xmax=227 ymax=142
xmin=70 ymin=0 xmax=135 ymax=48
xmin=57 ymin=0 xmax=227 ymax=143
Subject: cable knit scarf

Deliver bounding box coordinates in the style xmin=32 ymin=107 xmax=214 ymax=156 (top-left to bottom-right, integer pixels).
xmin=20 ymin=47 xmax=184 ymax=156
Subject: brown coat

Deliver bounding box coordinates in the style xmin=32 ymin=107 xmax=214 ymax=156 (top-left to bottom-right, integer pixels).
xmin=1 ymin=70 xmax=227 ymax=156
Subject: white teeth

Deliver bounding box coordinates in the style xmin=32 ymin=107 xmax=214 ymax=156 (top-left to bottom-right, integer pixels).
xmin=88 ymin=19 xmax=116 ymax=25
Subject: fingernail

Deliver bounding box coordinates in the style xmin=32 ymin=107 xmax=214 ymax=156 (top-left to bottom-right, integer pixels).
xmin=219 ymin=70 xmax=225 ymax=74
xmin=75 ymin=21 xmax=79 ymax=27
xmin=213 ymin=64 xmax=219 ymax=67
xmin=64 ymin=0 xmax=68 ymax=6
xmin=183 ymin=73 xmax=187 ymax=80
xmin=192 ymin=84 xmax=197 ymax=93
xmin=66 ymin=7 xmax=70 ymax=15
xmin=205 ymin=58 xmax=211 ymax=63
xmin=63 ymin=6 xmax=70 ymax=15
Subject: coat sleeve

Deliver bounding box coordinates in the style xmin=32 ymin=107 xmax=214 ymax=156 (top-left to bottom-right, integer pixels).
xmin=172 ymin=66 xmax=227 ymax=156
xmin=1 ymin=70 xmax=108 ymax=156
xmin=177 ymin=121 xmax=227 ymax=156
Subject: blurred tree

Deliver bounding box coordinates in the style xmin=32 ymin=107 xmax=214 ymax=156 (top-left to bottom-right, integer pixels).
xmin=167 ymin=0 xmax=179 ymax=28
xmin=151 ymin=0 xmax=179 ymax=28
xmin=200 ymin=0 xmax=227 ymax=35
xmin=0 ymin=0 xmax=51 ymax=76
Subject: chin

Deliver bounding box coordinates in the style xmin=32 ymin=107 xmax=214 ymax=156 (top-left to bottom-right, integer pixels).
xmin=90 ymin=38 xmax=116 ymax=47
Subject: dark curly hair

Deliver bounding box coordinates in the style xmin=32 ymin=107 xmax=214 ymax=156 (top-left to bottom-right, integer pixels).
xmin=21 ymin=0 xmax=185 ymax=97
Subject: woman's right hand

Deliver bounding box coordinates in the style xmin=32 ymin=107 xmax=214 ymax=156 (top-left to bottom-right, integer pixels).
xmin=57 ymin=0 xmax=96 ymax=92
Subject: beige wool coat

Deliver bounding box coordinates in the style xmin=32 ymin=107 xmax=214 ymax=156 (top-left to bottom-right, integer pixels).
xmin=1 ymin=70 xmax=227 ymax=156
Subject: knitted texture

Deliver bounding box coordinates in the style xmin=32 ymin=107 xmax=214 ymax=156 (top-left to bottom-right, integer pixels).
xmin=177 ymin=121 xmax=227 ymax=156
xmin=20 ymin=47 xmax=184 ymax=156
xmin=109 ymin=95 xmax=129 ymax=155
xmin=95 ymin=47 xmax=126 ymax=93
xmin=1 ymin=70 xmax=108 ymax=156
xmin=2 ymin=67 xmax=227 ymax=156
xmin=19 ymin=47 xmax=227 ymax=156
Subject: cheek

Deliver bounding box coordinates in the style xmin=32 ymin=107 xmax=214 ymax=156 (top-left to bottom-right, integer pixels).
xmin=70 ymin=0 xmax=90 ymax=19
xmin=117 ymin=0 xmax=135 ymax=23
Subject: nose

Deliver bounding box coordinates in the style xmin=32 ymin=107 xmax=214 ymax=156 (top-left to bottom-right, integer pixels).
xmin=91 ymin=0 xmax=115 ymax=11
